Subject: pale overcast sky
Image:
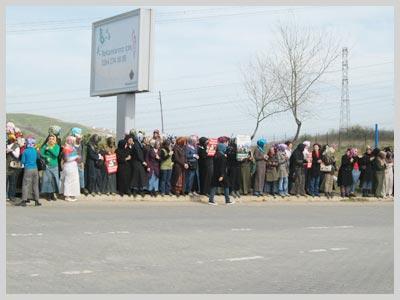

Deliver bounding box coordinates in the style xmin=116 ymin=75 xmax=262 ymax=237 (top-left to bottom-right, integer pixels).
xmin=6 ymin=6 xmax=394 ymax=141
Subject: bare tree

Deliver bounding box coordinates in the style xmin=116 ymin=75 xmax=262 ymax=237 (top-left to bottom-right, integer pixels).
xmin=269 ymin=20 xmax=341 ymax=142
xmin=241 ymin=54 xmax=288 ymax=140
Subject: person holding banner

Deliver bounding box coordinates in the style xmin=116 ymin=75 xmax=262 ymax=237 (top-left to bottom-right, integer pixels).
xmin=60 ymin=136 xmax=81 ymax=201
xmin=103 ymin=136 xmax=118 ymax=196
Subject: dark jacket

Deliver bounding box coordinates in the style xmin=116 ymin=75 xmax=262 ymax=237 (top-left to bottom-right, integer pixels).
xmin=359 ymin=153 xmax=374 ymax=183
xmin=145 ymin=148 xmax=160 ymax=177
xmin=310 ymin=150 xmax=322 ymax=177
xmin=337 ymin=154 xmax=353 ymax=186
xmin=211 ymin=151 xmax=230 ymax=188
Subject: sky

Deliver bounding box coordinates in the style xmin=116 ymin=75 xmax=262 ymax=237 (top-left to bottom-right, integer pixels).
xmin=6 ymin=6 xmax=394 ymax=141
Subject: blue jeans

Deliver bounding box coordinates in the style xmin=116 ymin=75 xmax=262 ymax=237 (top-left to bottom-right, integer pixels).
xmin=264 ymin=181 xmax=277 ymax=195
xmin=309 ymin=176 xmax=321 ymax=196
xmin=148 ymin=171 xmax=159 ymax=192
xmin=351 ymin=169 xmax=361 ymax=193
xmin=209 ymin=186 xmax=230 ymax=203
xmin=78 ymin=167 xmax=85 ymax=189
xmin=159 ymin=169 xmax=172 ymax=194
xmin=362 ymin=180 xmax=372 ymax=190
xmin=185 ymin=169 xmax=200 ymax=193
xmin=6 ymin=173 xmax=17 ymax=199
xmin=278 ymin=177 xmax=289 ymax=195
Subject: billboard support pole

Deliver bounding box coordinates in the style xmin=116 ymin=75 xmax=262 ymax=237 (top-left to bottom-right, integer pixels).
xmin=116 ymin=93 xmax=136 ymax=140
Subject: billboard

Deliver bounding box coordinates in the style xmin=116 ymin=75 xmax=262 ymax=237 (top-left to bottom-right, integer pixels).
xmin=90 ymin=9 xmax=154 ymax=97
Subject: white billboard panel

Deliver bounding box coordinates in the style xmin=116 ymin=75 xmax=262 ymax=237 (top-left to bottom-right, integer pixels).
xmin=90 ymin=9 xmax=154 ymax=96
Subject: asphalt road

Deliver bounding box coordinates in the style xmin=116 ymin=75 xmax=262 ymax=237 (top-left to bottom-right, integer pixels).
xmin=6 ymin=201 xmax=393 ymax=294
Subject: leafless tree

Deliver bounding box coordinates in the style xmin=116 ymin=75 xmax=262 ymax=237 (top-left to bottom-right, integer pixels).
xmin=269 ymin=20 xmax=341 ymax=142
xmin=241 ymin=54 xmax=288 ymax=140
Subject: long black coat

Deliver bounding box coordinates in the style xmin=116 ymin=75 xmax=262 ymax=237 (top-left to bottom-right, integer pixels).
xmin=337 ymin=154 xmax=353 ymax=187
xmin=116 ymin=143 xmax=132 ymax=195
xmin=359 ymin=153 xmax=374 ymax=184
xmin=226 ymin=145 xmax=241 ymax=191
xmin=130 ymin=140 xmax=148 ymax=189
xmin=198 ymin=144 xmax=213 ymax=194
xmin=85 ymin=144 xmax=102 ymax=193
xmin=211 ymin=152 xmax=230 ymax=188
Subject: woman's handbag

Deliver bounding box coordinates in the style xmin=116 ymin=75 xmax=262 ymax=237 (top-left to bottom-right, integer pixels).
xmin=320 ymin=163 xmax=332 ymax=172
xmin=9 ymin=160 xmax=22 ymax=169
xmin=36 ymin=157 xmax=47 ymax=171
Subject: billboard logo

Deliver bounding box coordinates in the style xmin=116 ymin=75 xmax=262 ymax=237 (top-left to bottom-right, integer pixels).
xmin=99 ymin=27 xmax=111 ymax=45
xmin=129 ymin=70 xmax=134 ymax=80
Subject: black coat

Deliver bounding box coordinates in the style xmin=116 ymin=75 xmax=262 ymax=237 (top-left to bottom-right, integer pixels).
xmin=116 ymin=144 xmax=132 ymax=195
xmin=198 ymin=145 xmax=213 ymax=194
xmin=85 ymin=144 xmax=102 ymax=193
xmin=211 ymin=152 xmax=230 ymax=188
xmin=226 ymin=145 xmax=241 ymax=190
xmin=338 ymin=154 xmax=353 ymax=186
xmin=130 ymin=140 xmax=148 ymax=189
xmin=359 ymin=153 xmax=374 ymax=183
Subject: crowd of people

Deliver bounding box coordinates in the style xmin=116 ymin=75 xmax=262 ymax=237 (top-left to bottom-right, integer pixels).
xmin=5 ymin=122 xmax=394 ymax=207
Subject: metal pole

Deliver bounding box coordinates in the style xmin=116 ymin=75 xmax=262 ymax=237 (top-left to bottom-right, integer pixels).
xmin=159 ymin=91 xmax=165 ymax=133
xmin=116 ymin=93 xmax=135 ymax=140
xmin=375 ymin=123 xmax=379 ymax=149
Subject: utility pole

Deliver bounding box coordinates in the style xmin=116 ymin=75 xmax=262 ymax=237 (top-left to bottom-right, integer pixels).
xmin=339 ymin=47 xmax=350 ymax=134
xmin=158 ymin=91 xmax=164 ymax=133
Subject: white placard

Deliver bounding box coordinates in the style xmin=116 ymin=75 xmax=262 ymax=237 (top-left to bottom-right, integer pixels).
xmin=90 ymin=9 xmax=153 ymax=96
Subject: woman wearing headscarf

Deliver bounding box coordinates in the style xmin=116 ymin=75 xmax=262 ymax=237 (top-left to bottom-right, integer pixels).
xmin=276 ymin=143 xmax=289 ymax=197
xmin=239 ymin=148 xmax=253 ymax=196
xmin=185 ymin=135 xmax=200 ymax=196
xmin=349 ymin=148 xmax=361 ymax=197
xmin=337 ymin=149 xmax=354 ymax=198
xmin=321 ymin=145 xmax=336 ymax=198
xmin=130 ymin=131 xmax=148 ymax=197
xmin=289 ymin=143 xmax=307 ymax=196
xmin=71 ymin=127 xmax=88 ymax=196
xmin=226 ymin=138 xmax=241 ymax=198
xmin=159 ymin=139 xmax=174 ymax=196
xmin=103 ymin=136 xmax=118 ymax=196
xmin=145 ymin=139 xmax=161 ymax=197
xmin=116 ymin=139 xmax=132 ymax=197
xmin=253 ymin=138 xmax=268 ymax=197
xmin=383 ymin=147 xmax=394 ymax=197
xmin=264 ymin=146 xmax=279 ymax=196
xmin=16 ymin=137 xmax=40 ymax=206
xmin=60 ymin=136 xmax=80 ymax=201
xmin=359 ymin=146 xmax=374 ymax=197
xmin=302 ymin=141 xmax=312 ymax=194
xmin=308 ymin=143 xmax=322 ymax=197
xmin=198 ymin=137 xmax=213 ymax=196
xmin=374 ymin=151 xmax=387 ymax=198
xmin=6 ymin=132 xmax=21 ymax=202
xmin=208 ymin=142 xmax=234 ymax=205
xmin=40 ymin=133 xmax=61 ymax=201
xmin=171 ymin=137 xmax=189 ymax=197
xmin=85 ymin=134 xmax=104 ymax=196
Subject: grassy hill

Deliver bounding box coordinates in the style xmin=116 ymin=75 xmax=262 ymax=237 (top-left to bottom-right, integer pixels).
xmin=6 ymin=113 xmax=112 ymax=144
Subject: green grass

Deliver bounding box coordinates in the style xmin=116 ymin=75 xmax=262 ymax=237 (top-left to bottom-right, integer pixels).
xmin=6 ymin=113 xmax=110 ymax=145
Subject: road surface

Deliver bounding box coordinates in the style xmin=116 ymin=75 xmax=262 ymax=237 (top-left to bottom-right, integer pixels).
xmin=6 ymin=200 xmax=393 ymax=294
